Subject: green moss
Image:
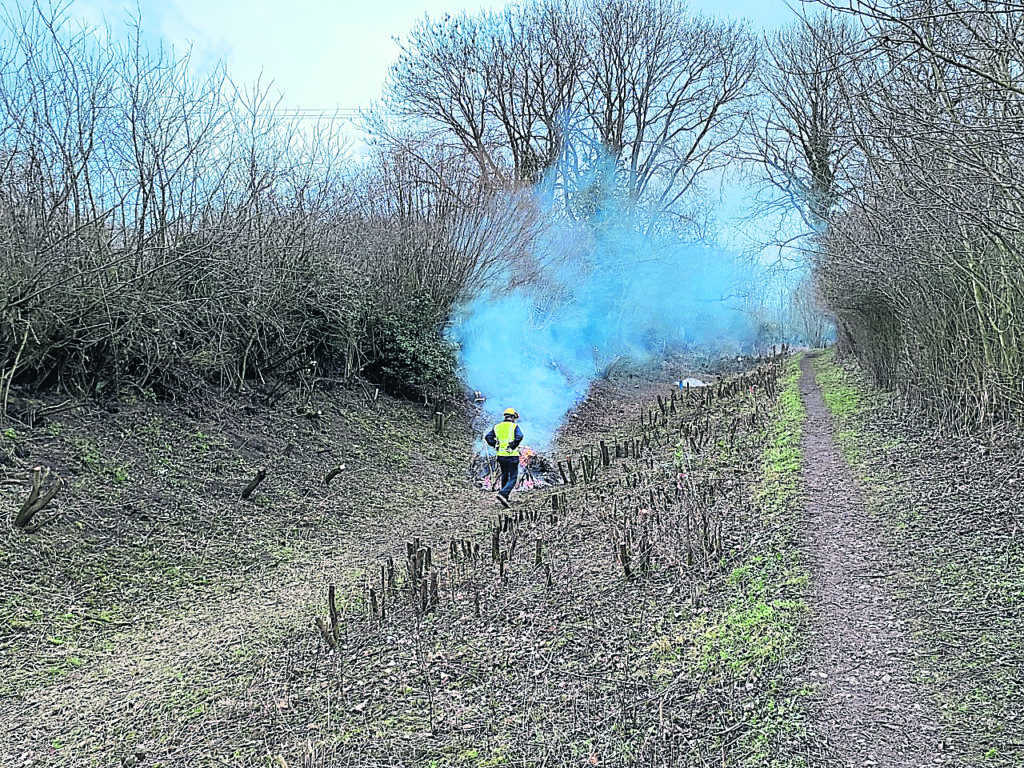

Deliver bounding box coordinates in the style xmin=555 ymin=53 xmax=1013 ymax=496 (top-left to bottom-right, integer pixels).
xmin=713 ymin=355 xmax=812 ymax=764
xmin=670 ymin=356 xmax=813 ymax=764
xmin=813 ymin=349 xmax=867 ymax=420
xmin=758 ymin=358 xmax=807 ymax=509
xmin=691 ymin=550 xmax=808 ymax=675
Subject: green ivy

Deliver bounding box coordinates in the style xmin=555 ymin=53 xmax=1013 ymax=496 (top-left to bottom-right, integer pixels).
xmin=361 ymin=290 xmax=460 ymax=400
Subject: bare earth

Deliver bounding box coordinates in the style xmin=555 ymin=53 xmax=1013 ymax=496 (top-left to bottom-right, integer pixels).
xmin=798 ymin=354 xmax=944 ymax=767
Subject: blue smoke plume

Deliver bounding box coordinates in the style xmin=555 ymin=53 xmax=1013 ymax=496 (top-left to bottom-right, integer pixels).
xmin=450 ymin=180 xmax=756 ymax=449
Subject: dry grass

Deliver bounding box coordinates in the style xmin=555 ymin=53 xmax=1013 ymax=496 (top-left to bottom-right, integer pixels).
xmin=0 ymin=357 xmax=809 ymax=768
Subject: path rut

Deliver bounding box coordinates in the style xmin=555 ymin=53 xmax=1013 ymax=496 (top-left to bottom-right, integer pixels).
xmin=798 ymin=354 xmax=945 ymax=767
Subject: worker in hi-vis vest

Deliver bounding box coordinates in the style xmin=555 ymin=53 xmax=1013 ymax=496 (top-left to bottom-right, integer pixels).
xmin=485 ymin=408 xmax=523 ymax=508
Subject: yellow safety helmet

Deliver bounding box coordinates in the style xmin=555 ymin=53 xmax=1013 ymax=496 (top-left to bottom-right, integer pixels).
xmin=503 ymin=408 xmax=519 ymax=419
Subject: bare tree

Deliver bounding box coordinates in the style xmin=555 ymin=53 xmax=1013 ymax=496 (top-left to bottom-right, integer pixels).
xmin=386 ymin=13 xmax=501 ymax=179
xmin=384 ymin=0 xmax=757 ymax=225
xmin=580 ymin=0 xmax=757 ymax=215
xmin=483 ymin=1 xmax=588 ymax=185
xmin=809 ymin=0 xmax=1024 ymax=426
xmin=748 ymin=12 xmax=861 ymax=228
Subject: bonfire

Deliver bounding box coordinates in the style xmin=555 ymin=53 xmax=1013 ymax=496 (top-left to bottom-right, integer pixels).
xmin=474 ymin=445 xmax=556 ymax=492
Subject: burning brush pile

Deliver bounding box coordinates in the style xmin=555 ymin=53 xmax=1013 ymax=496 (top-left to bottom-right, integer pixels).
xmin=470 ymin=446 xmax=559 ymax=492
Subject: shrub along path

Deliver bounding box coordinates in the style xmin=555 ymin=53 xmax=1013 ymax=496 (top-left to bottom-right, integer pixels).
xmin=797 ymin=354 xmax=943 ymax=766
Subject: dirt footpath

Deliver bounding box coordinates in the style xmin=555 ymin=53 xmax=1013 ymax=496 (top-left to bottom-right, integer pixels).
xmin=798 ymin=354 xmax=945 ymax=767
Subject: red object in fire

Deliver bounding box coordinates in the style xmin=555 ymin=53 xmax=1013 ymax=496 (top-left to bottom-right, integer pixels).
xmin=520 ymin=446 xmax=536 ymax=467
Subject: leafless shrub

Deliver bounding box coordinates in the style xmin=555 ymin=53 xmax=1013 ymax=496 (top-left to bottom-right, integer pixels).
xmin=833 ymin=2 xmax=1023 ymax=428
xmin=753 ymin=1 xmax=1024 ymax=429
xmin=0 ymin=4 xmax=532 ymax=413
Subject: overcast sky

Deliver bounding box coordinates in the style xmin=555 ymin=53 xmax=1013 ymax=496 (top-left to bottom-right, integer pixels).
xmin=66 ymin=0 xmax=802 ymax=115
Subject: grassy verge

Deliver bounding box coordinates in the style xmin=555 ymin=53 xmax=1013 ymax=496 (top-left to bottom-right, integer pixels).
xmin=0 ymin=386 xmax=475 ymax=700
xmin=810 ymin=349 xmax=875 ymax=464
xmin=690 ymin=355 xmax=811 ymax=766
xmin=813 ymin=350 xmax=1024 ymax=767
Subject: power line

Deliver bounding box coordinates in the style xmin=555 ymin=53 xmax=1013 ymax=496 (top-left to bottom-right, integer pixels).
xmin=269 ymin=108 xmax=366 ymax=121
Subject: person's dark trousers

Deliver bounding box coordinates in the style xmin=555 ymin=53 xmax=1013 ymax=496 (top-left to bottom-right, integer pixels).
xmin=497 ymin=456 xmax=520 ymax=499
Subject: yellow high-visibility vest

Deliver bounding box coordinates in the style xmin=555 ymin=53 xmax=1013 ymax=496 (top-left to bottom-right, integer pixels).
xmin=494 ymin=421 xmax=519 ymax=457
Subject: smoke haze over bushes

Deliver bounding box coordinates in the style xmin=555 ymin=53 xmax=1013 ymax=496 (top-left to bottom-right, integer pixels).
xmin=386 ymin=0 xmax=817 ymax=443
xmin=0 ymin=0 xmax=811 ymax=426
xmin=451 ymin=185 xmax=755 ymax=448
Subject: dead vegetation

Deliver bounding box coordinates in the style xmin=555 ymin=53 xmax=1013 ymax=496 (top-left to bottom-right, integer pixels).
xmin=13 ymin=466 xmax=63 ymax=530
xmin=6 ymin=348 xmax=1016 ymax=767
xmin=250 ymin=357 xmax=808 ymax=766
xmin=0 ymin=354 xmax=813 ymax=767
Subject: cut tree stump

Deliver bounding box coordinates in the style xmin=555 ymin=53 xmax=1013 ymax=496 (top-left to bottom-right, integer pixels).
xmin=14 ymin=466 xmax=62 ymax=530
xmin=323 ymin=464 xmax=345 ymax=486
xmin=316 ymin=584 xmax=341 ymax=649
xmin=241 ymin=468 xmax=268 ymax=499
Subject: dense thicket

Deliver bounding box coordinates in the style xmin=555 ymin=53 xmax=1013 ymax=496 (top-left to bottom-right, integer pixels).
xmin=0 ymin=7 xmax=530 ymax=412
xmin=15 ymin=0 xmax=1017 ymax=431
xmin=754 ymin=3 xmax=1024 ymax=430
